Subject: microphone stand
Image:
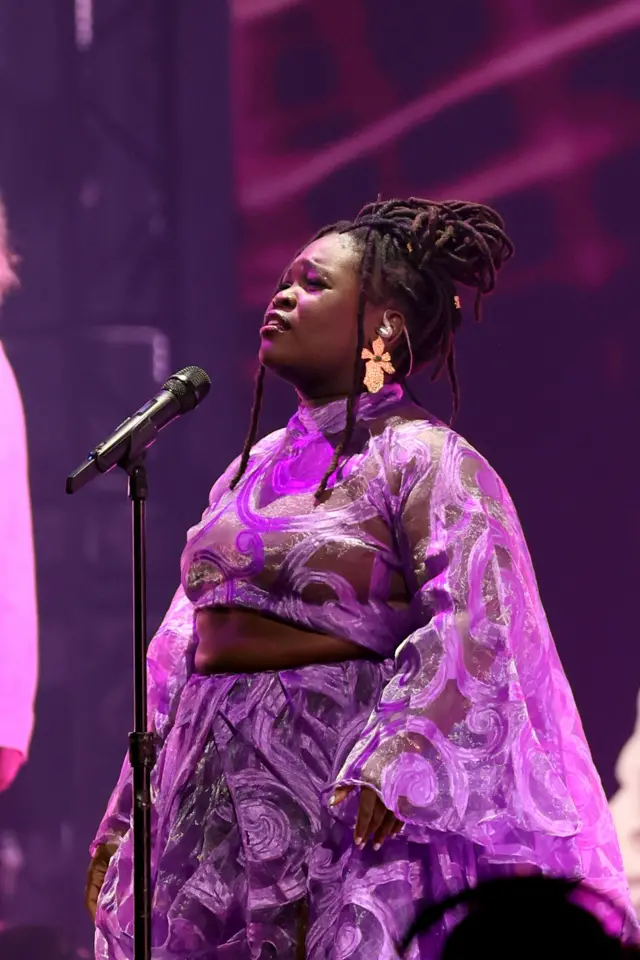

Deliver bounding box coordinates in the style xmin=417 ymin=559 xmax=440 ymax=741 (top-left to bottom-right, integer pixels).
xmin=127 ymin=458 xmax=154 ymax=960
xmin=68 ymin=436 xmax=155 ymax=960
xmin=66 ymin=367 xmax=211 ymax=960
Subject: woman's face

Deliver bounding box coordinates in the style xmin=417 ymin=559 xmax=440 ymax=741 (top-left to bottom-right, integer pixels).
xmin=259 ymin=232 xmax=388 ymax=398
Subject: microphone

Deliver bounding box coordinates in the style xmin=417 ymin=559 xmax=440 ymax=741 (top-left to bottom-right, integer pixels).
xmin=66 ymin=365 xmax=211 ymax=494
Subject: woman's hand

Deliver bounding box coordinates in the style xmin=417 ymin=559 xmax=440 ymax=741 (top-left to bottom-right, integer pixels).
xmin=330 ymin=785 xmax=403 ymax=850
xmin=85 ymin=842 xmax=118 ymax=921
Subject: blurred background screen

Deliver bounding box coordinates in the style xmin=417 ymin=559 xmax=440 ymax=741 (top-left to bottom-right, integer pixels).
xmin=0 ymin=0 xmax=638 ymax=950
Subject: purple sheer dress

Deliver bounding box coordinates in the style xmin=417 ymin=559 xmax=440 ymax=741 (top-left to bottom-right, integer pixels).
xmin=92 ymin=385 xmax=635 ymax=958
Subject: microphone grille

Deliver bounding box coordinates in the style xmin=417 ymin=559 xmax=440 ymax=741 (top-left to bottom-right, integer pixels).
xmin=163 ymin=366 xmax=212 ymax=411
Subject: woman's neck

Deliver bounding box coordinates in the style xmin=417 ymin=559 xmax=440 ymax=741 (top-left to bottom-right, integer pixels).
xmin=290 ymin=382 xmax=405 ymax=438
xmin=295 ymin=387 xmax=365 ymax=408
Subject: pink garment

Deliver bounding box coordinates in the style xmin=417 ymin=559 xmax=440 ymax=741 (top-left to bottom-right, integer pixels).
xmin=0 ymin=342 xmax=38 ymax=772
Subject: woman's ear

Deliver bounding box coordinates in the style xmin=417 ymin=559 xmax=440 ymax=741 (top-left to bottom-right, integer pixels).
xmin=376 ymin=309 xmax=406 ymax=348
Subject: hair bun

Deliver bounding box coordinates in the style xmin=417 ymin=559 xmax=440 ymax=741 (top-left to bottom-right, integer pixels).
xmin=352 ymin=197 xmax=514 ymax=296
xmin=398 ymin=198 xmax=513 ymax=298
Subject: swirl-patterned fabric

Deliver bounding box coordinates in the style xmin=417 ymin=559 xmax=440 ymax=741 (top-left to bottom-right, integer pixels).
xmin=93 ymin=384 xmax=635 ymax=958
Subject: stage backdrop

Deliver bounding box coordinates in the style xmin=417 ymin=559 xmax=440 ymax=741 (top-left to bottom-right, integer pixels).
xmin=0 ymin=0 xmax=638 ymax=950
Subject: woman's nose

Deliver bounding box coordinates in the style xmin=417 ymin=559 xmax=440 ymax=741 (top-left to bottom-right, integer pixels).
xmin=273 ymin=289 xmax=296 ymax=310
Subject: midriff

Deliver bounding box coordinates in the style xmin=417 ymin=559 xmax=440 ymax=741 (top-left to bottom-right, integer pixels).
xmin=194 ymin=606 xmax=376 ymax=674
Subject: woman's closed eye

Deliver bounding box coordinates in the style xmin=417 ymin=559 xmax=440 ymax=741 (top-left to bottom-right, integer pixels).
xmin=276 ymin=267 xmax=329 ymax=295
xmin=304 ymin=275 xmax=327 ymax=290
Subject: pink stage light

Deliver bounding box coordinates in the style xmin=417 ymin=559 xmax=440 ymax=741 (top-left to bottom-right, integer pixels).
xmin=239 ymin=0 xmax=640 ymax=211
xmin=74 ymin=0 xmax=94 ymax=51
xmin=231 ymin=0 xmax=304 ymax=24
xmin=427 ymin=124 xmax=618 ymax=203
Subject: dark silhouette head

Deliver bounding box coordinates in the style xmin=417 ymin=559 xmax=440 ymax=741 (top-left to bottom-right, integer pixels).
xmin=401 ymin=875 xmax=637 ymax=960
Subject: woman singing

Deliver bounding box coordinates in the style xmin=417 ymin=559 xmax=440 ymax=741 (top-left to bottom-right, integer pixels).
xmin=87 ymin=199 xmax=634 ymax=958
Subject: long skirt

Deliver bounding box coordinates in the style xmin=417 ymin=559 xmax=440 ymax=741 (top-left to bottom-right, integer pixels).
xmin=94 ymin=661 xmax=511 ymax=959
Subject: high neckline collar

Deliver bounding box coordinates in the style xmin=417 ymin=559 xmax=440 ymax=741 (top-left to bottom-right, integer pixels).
xmin=290 ymin=383 xmax=405 ymax=436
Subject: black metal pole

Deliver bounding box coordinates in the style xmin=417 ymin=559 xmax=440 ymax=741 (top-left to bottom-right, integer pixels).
xmin=127 ymin=463 xmax=154 ymax=960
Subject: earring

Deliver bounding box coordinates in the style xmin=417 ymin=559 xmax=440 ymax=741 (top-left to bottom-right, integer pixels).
xmin=361 ymin=338 xmax=395 ymax=393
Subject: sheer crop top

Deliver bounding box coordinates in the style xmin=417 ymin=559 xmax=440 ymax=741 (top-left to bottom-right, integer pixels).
xmin=181 ymin=384 xmax=428 ymax=656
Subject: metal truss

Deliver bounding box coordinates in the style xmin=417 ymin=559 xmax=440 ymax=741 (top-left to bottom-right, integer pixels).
xmin=0 ymin=2 xmax=178 ymax=942
xmin=60 ymin=2 xmax=178 ymax=941
xmin=70 ymin=0 xmax=176 ymax=335
xmin=60 ymin=0 xmax=178 ymax=667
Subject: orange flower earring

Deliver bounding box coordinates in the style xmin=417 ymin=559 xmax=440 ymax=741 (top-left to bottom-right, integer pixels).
xmin=361 ymin=337 xmax=395 ymax=393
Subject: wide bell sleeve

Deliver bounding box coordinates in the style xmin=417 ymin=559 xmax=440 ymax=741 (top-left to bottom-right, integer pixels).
xmin=333 ymin=428 xmax=601 ymax=870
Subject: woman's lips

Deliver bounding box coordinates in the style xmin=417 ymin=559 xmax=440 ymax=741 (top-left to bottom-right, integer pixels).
xmin=260 ymin=310 xmax=291 ymax=333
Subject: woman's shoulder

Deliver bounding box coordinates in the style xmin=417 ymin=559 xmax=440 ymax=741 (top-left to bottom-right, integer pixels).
xmin=375 ymin=402 xmax=508 ymax=505
xmin=379 ymin=402 xmax=484 ymax=466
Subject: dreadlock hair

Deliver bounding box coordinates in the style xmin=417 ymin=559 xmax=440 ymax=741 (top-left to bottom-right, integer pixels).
xmin=230 ymin=198 xmax=514 ymax=499
xmin=0 ymin=197 xmax=18 ymax=307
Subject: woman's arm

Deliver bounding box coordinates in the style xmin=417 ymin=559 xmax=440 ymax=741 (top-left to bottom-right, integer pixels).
xmin=332 ymin=428 xmax=586 ymax=858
